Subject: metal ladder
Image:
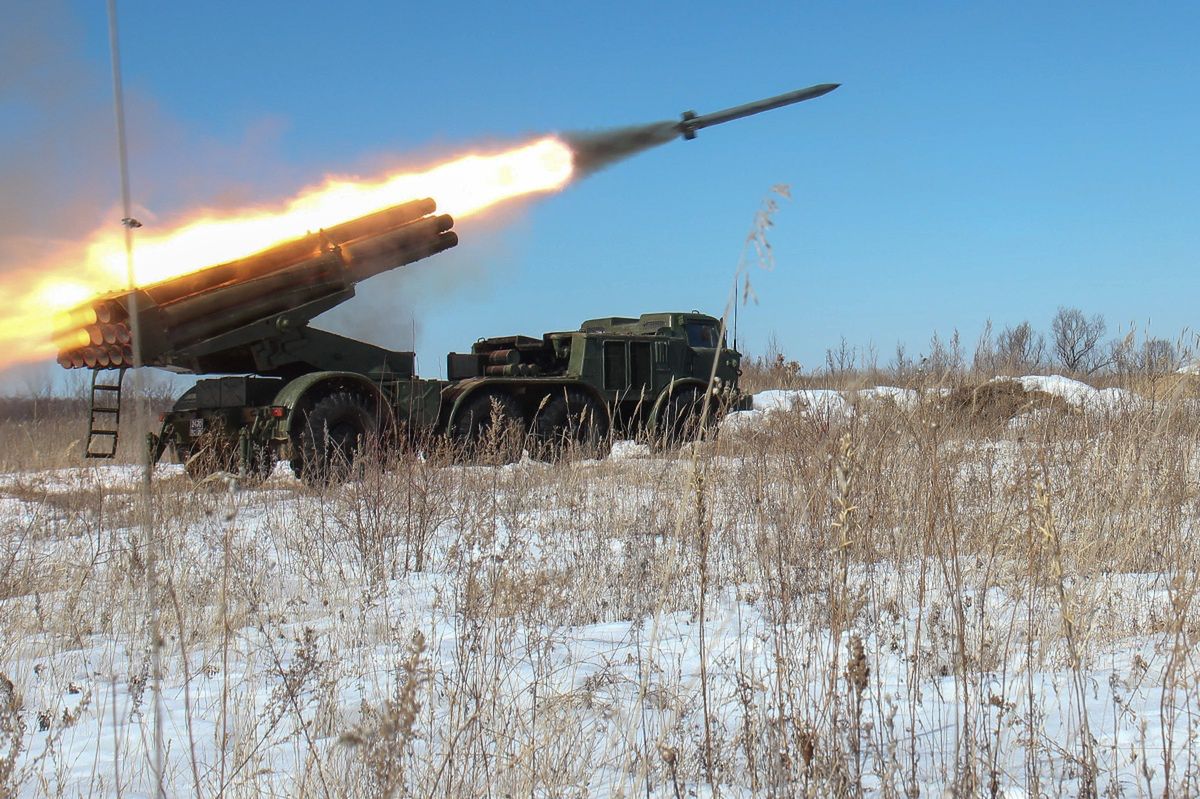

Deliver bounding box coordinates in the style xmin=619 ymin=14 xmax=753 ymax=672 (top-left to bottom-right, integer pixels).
xmin=85 ymin=368 xmax=127 ymax=459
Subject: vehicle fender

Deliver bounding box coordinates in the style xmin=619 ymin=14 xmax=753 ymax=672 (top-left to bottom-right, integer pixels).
xmin=271 ymin=371 xmax=392 ymax=438
xmin=647 ymin=378 xmax=709 ymax=435
xmin=446 ymin=378 xmax=612 ymax=433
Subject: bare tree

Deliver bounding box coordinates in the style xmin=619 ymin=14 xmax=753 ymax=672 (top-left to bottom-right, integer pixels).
xmin=1139 ymin=338 xmax=1179 ymax=376
xmin=1051 ymin=307 xmax=1108 ymax=374
xmin=992 ymin=321 xmax=1046 ymax=374
xmin=1108 ymin=329 xmax=1136 ymax=376
xmin=973 ymin=320 xmax=996 ymax=375
xmin=922 ymin=330 xmax=965 ymax=377
xmin=889 ymin=342 xmax=915 ymax=383
xmin=825 ymin=337 xmax=858 ymax=379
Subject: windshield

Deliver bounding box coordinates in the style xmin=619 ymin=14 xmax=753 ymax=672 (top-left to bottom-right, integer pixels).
xmin=685 ymin=322 xmax=719 ymax=348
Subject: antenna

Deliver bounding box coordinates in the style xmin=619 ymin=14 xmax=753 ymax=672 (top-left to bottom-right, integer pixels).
xmin=732 ymin=275 xmax=739 ymax=352
xmin=106 ymin=3 xmax=164 ymax=796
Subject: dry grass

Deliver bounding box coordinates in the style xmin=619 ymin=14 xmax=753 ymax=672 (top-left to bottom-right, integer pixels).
xmin=1 ymin=373 xmax=1200 ymax=797
xmin=0 ymin=392 xmax=172 ymax=471
xmin=933 ymin=379 xmax=1072 ymax=428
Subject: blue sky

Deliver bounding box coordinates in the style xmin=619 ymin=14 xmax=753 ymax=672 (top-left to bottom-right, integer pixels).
xmin=3 ymin=1 xmax=1198 ymax=388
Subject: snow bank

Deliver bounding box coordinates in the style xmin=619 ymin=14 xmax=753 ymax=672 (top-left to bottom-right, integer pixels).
xmin=725 ymin=375 xmax=1150 ymax=435
xmin=748 ymin=389 xmax=847 ymax=415
xmin=748 ymin=389 xmax=798 ymax=412
xmin=1013 ymin=375 xmax=1138 ymax=411
xmin=721 ymin=389 xmax=848 ymax=434
xmin=722 ymin=386 xmax=919 ymax=433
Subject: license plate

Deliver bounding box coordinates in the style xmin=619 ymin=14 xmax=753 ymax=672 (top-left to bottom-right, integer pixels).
xmin=189 ymin=419 xmax=205 ymax=437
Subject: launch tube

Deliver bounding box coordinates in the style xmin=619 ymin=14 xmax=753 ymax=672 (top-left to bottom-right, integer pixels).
xmin=55 ymin=197 xmax=459 ymax=369
xmin=164 ymin=277 xmax=349 ymax=347
xmin=341 ymin=213 xmax=454 ymax=280
xmin=155 ymin=253 xmax=344 ymax=329
xmin=155 ymin=214 xmax=453 ymax=338
xmin=343 ymin=231 xmax=458 ymax=284
xmin=145 ymin=197 xmax=438 ymax=306
xmin=94 ymin=303 xmax=120 ymax=324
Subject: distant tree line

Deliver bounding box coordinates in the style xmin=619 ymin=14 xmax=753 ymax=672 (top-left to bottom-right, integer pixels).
xmin=746 ymin=307 xmax=1193 ymax=390
xmin=972 ymin=307 xmax=1185 ymax=379
xmin=904 ymin=307 xmax=1189 ymax=381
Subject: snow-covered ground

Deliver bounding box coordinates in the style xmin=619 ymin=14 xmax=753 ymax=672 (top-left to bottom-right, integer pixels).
xmin=2 ymin=385 xmax=1199 ymax=797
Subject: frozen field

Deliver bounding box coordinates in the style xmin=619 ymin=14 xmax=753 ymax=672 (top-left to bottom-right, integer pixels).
xmin=2 ymin=378 xmax=1199 ymax=797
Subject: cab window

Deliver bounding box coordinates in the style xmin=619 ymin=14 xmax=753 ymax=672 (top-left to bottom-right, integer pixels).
xmin=685 ymin=322 xmax=719 ymax=348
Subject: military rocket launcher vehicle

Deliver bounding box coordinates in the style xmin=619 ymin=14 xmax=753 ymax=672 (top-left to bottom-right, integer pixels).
xmin=56 ymin=198 xmax=743 ymax=478
xmin=151 ymin=302 xmax=744 ymax=483
xmin=53 ymin=80 xmax=842 ymax=476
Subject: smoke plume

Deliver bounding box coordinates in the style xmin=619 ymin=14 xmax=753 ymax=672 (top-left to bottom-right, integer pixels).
xmin=564 ymin=121 xmax=679 ymax=176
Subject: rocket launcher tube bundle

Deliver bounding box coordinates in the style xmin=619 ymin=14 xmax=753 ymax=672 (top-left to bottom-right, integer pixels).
xmin=55 ymin=198 xmax=456 ymax=370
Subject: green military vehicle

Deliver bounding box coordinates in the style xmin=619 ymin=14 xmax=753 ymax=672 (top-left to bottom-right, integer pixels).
xmin=56 ymin=199 xmax=744 ymax=483
xmin=163 ymin=309 xmax=741 ymax=482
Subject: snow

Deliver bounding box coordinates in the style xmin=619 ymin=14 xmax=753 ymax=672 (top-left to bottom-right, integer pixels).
xmin=6 ymin=517 xmax=1183 ymax=797
xmin=609 ymin=439 xmax=651 ymax=460
xmin=855 ymin=385 xmax=920 ymax=410
xmin=751 ymin=388 xmax=847 ymax=415
xmin=722 ymin=386 xmax=912 ymax=433
xmin=0 ymin=384 xmax=1192 ymax=796
xmin=748 ymin=389 xmax=800 ymax=412
xmin=1013 ymin=374 xmax=1139 ymax=411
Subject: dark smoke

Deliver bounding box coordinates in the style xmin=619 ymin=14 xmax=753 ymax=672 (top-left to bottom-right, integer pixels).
xmin=564 ymin=121 xmax=679 ymax=176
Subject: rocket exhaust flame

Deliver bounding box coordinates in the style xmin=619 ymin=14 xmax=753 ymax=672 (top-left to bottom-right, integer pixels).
xmin=3 ymin=137 xmax=574 ymax=370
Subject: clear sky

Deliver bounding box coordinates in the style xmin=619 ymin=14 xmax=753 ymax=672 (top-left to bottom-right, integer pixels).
xmin=2 ymin=1 xmax=1198 ymax=390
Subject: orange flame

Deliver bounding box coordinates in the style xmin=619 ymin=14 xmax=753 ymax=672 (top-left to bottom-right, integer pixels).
xmin=0 ymin=136 xmax=574 ymax=370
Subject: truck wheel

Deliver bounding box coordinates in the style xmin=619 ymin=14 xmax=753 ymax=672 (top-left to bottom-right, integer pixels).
xmin=659 ymin=387 xmax=711 ymax=446
xmin=451 ymin=391 xmax=523 ymax=463
xmin=534 ymin=388 xmax=609 ymax=461
xmin=295 ymin=391 xmax=379 ymax=485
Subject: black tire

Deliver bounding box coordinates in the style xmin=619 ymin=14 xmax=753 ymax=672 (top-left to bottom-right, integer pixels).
xmin=658 ymin=386 xmax=711 ymax=446
xmin=533 ymin=388 xmax=609 ymax=461
xmin=450 ymin=390 xmax=523 ymax=464
xmin=293 ymin=391 xmax=379 ymax=485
